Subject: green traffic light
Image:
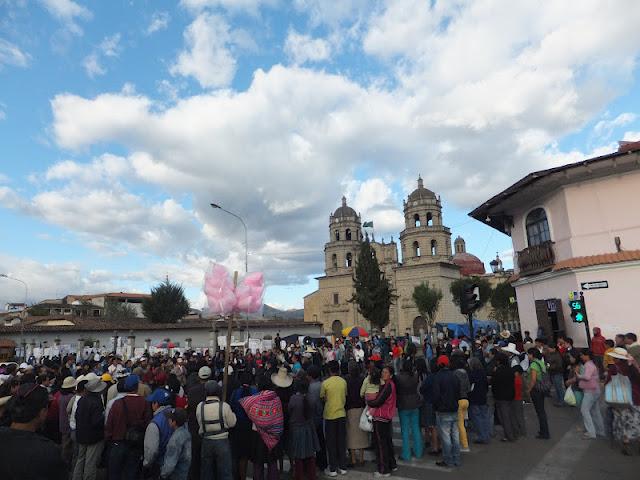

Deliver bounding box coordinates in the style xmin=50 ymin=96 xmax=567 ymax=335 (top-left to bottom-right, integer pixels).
xmin=575 ymin=312 xmax=584 ymax=322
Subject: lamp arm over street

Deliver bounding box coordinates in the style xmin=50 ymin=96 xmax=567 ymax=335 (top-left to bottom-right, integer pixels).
xmin=210 ymin=203 xmax=248 ymax=274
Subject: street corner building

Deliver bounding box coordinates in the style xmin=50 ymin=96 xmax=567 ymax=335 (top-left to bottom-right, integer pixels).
xmin=469 ymin=140 xmax=640 ymax=346
xmin=304 ymin=176 xmax=508 ymax=337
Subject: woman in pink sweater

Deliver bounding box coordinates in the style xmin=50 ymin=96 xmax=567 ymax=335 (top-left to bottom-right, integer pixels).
xmin=575 ymin=349 xmax=605 ymax=439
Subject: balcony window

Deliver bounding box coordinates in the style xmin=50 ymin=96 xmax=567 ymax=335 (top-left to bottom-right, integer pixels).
xmin=413 ymin=241 xmax=421 ymax=257
xmin=346 ymin=252 xmax=353 ymax=267
xmin=333 ymin=293 xmax=339 ymax=305
xmin=526 ymin=208 xmax=551 ymax=246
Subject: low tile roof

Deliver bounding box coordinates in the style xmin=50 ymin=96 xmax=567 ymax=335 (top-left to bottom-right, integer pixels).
xmin=553 ymin=249 xmax=640 ymax=271
xmin=0 ymin=314 xmax=320 ymax=334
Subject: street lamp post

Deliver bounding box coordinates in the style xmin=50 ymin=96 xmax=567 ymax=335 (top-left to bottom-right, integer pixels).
xmin=0 ymin=274 xmax=29 ymax=361
xmin=210 ymin=203 xmax=248 ymax=274
xmin=210 ymin=203 xmax=250 ymax=341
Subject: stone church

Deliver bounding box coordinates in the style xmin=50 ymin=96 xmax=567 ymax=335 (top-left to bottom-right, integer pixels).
xmin=304 ymin=177 xmax=488 ymax=337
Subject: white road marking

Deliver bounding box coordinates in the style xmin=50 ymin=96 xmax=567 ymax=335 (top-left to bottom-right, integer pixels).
xmin=522 ymin=424 xmax=592 ymax=480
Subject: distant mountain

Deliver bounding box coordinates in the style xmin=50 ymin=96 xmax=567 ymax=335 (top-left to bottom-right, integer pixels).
xmin=262 ymin=304 xmax=304 ymax=320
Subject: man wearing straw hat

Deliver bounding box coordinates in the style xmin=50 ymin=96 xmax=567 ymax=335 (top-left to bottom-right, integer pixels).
xmin=74 ymin=373 xmax=107 ymax=480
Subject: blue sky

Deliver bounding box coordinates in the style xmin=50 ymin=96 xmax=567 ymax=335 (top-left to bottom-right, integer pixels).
xmin=1 ymin=0 xmax=640 ymax=310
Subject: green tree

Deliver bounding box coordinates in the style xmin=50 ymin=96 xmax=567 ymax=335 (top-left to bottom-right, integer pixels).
xmin=449 ymin=276 xmax=493 ymax=311
xmin=412 ymin=282 xmax=443 ymax=332
xmin=350 ymin=237 xmax=396 ymax=332
xmin=104 ymin=301 xmax=138 ymax=321
xmin=490 ymin=281 xmax=518 ymax=323
xmin=143 ymin=279 xmax=190 ymax=324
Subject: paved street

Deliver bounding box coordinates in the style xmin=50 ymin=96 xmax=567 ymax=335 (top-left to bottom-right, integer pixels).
xmin=326 ymin=403 xmax=637 ymax=480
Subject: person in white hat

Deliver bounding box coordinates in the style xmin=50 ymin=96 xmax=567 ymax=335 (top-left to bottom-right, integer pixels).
xmin=58 ymin=376 xmax=77 ymax=465
xmin=73 ymin=373 xmax=107 ymax=480
xmin=605 ymin=346 xmax=640 ymax=454
xmin=271 ymin=366 xmax=293 ymax=389
xmin=186 ymin=365 xmax=213 ymax=479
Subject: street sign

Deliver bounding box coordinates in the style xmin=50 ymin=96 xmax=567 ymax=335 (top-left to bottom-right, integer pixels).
xmin=581 ymin=281 xmax=608 ymax=290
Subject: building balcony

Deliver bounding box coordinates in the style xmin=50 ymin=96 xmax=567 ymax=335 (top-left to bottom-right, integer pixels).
xmin=516 ymin=241 xmax=555 ymax=276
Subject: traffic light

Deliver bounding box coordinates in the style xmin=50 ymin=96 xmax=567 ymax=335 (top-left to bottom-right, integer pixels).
xmin=569 ymin=298 xmax=587 ymax=323
xmin=461 ymin=283 xmax=480 ymax=315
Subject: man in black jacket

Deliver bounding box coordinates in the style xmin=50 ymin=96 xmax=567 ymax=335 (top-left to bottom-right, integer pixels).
xmin=73 ymin=373 xmax=106 ymax=480
xmin=491 ymin=354 xmax=517 ymax=442
xmin=431 ymin=355 xmax=461 ymax=468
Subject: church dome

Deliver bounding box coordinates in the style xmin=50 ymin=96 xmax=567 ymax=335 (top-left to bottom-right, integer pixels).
xmin=452 ymin=252 xmax=486 ymax=276
xmin=452 ymin=236 xmax=485 ymax=275
xmin=333 ymin=196 xmax=357 ymax=218
xmin=408 ymin=176 xmax=436 ymax=202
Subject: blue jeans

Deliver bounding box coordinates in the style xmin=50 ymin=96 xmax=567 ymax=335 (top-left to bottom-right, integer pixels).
xmin=581 ymin=390 xmax=605 ymax=438
xmin=398 ymin=409 xmax=423 ymax=460
xmin=468 ymin=404 xmax=491 ymax=443
xmin=201 ymin=437 xmax=232 ymax=480
xmin=552 ymin=373 xmax=566 ymax=405
xmin=436 ymin=412 xmax=460 ymax=467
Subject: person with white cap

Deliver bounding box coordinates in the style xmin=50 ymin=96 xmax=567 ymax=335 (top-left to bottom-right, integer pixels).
xmin=58 ymin=376 xmax=77 ymax=466
xmin=186 ymin=365 xmax=211 ymax=480
xmin=197 ymin=380 xmax=237 ymax=479
xmin=73 ymin=373 xmax=107 ymax=480
xmin=605 ymin=347 xmax=640 ymax=455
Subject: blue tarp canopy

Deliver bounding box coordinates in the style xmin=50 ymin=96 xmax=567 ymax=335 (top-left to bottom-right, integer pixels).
xmin=436 ymin=319 xmax=499 ymax=338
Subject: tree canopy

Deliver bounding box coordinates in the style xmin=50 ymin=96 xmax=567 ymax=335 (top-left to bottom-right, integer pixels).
xmin=449 ymin=276 xmax=493 ymax=311
xmin=350 ymin=237 xmax=396 ymax=331
xmin=412 ymin=281 xmax=442 ymax=327
xmin=142 ymin=279 xmax=190 ymax=324
xmin=490 ymin=280 xmax=518 ymax=323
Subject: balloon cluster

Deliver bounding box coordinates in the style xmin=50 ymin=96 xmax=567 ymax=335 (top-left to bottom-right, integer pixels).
xmin=204 ymin=264 xmax=265 ymax=315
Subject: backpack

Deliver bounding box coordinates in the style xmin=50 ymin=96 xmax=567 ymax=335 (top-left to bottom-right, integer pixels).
xmin=532 ymin=360 xmax=552 ymax=397
xmin=121 ymin=397 xmax=145 ymax=450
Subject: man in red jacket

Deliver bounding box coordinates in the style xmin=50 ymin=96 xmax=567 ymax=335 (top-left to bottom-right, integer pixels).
xmin=591 ymin=327 xmax=607 ymax=375
xmin=105 ymin=374 xmax=152 ymax=480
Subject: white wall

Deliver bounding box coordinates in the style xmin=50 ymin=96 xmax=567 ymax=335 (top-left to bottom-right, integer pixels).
xmin=515 ymin=261 xmax=640 ymax=346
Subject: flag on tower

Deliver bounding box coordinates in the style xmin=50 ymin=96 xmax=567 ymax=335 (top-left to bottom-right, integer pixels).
xmin=363 ymin=221 xmax=374 ymax=228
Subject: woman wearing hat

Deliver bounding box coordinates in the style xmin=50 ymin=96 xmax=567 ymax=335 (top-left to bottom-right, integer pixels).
xmin=271 ymin=366 xmax=293 ymax=475
xmin=58 ymin=376 xmax=77 ymax=465
xmin=605 ymin=348 xmax=640 ymax=455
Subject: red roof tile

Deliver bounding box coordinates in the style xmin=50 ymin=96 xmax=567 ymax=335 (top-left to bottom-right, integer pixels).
xmin=553 ymin=250 xmax=640 ymax=271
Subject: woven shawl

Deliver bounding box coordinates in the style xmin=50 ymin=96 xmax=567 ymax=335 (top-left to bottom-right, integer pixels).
xmin=240 ymin=390 xmax=283 ymax=451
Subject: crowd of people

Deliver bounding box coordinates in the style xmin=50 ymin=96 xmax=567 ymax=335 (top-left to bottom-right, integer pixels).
xmin=0 ymin=327 xmax=639 ymax=480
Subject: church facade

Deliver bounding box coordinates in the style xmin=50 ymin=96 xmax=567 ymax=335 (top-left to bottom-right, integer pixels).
xmin=304 ymin=177 xmax=479 ymax=337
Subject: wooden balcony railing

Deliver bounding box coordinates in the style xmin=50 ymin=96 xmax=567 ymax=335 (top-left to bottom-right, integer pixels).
xmin=516 ymin=241 xmax=555 ymax=276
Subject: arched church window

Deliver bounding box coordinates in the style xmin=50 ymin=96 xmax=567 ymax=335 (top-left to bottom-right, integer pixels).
xmin=346 ymin=228 xmax=352 ymax=240
xmin=414 ymin=214 xmax=421 ymax=227
xmin=335 ymin=230 xmax=340 ymax=241
xmin=431 ymin=240 xmax=437 ymax=256
xmin=526 ymin=208 xmax=551 ymax=246
xmin=331 ymin=254 xmax=337 ymax=269
xmin=346 ymin=252 xmax=353 ymax=267
xmin=426 ymin=212 xmax=433 ymax=226
xmin=413 ymin=241 xmax=420 ymax=257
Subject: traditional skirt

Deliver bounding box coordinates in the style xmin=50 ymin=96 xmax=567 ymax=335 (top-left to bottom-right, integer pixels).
xmin=612 ymin=405 xmax=640 ymax=442
xmin=287 ymin=421 xmax=320 ymax=459
xmin=346 ymin=407 xmax=370 ymax=450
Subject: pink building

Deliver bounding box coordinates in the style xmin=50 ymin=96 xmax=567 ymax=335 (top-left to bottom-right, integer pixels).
xmin=470 ymin=141 xmax=640 ymax=346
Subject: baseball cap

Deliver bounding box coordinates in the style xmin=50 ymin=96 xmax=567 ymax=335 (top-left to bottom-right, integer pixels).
xmin=436 ymin=355 xmax=450 ymax=367
xmin=198 ymin=366 xmax=212 ymax=380
xmin=124 ymin=374 xmax=140 ymax=392
xmin=146 ymin=388 xmax=171 ymax=405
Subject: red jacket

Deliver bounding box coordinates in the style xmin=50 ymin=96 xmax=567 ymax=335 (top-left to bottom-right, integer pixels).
xmin=105 ymin=394 xmax=152 ymax=442
xmin=367 ymin=380 xmax=397 ymax=421
xmin=591 ymin=328 xmax=606 ymax=356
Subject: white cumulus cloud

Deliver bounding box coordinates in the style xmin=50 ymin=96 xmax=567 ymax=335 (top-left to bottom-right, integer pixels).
xmin=146 ymin=11 xmax=170 ymax=35
xmin=284 ymin=30 xmax=331 ymax=65
xmin=170 ymin=13 xmax=236 ymax=89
